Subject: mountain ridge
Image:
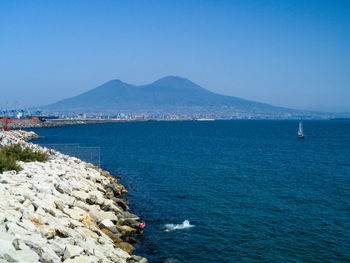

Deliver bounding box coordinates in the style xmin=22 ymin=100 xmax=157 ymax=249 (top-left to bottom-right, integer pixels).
xmin=41 ymin=76 xmax=329 ymax=118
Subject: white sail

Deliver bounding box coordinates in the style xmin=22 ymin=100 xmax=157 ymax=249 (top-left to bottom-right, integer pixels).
xmin=298 ymin=120 xmax=304 ymax=137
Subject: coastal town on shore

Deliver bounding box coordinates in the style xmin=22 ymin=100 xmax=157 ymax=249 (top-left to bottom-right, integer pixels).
xmin=1 ymin=107 xmax=349 ymax=130
xmin=0 ymin=130 xmax=148 ymax=263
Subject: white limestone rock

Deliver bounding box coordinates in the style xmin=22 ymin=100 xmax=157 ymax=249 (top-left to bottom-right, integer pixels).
xmin=68 ymin=218 xmax=85 ymax=228
xmin=0 ymin=130 xmax=146 ymax=263
xmin=63 ymin=207 xmax=86 ymax=221
xmin=0 ymin=213 xmax=5 ymax=224
xmin=76 ymin=227 xmax=99 ymax=240
xmin=55 ymin=181 xmax=72 ymax=194
xmin=6 ymin=222 xmax=28 ymax=236
xmin=40 ymin=245 xmax=61 ymax=262
xmin=71 ymin=190 xmax=89 ymax=202
xmin=73 ymin=199 xmax=90 ymax=211
xmin=47 ymin=238 xmax=66 ymax=256
xmin=63 ymin=255 xmax=100 ymax=263
xmin=5 ymin=210 xmax=22 ymax=223
xmin=76 ymin=238 xmax=105 ymax=257
xmin=98 ymin=219 xmax=118 ymax=233
xmin=63 ymin=244 xmax=84 ymax=260
xmin=17 ymin=219 xmax=37 ymax=232
xmin=33 ymin=183 xmax=53 ymax=195
xmin=107 ymin=248 xmax=130 ymax=262
xmin=88 ymin=206 xmax=118 ymax=223
xmin=37 ymin=224 xmax=56 ymax=239
xmin=22 ymin=233 xmax=48 ymax=248
xmin=0 ymin=233 xmax=40 ymax=263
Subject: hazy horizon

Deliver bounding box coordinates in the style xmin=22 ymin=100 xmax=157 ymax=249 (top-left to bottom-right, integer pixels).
xmin=1 ymin=1 xmax=349 ymax=112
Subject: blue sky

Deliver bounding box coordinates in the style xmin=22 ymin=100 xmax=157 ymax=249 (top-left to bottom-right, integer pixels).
xmin=1 ymin=0 xmax=349 ymax=111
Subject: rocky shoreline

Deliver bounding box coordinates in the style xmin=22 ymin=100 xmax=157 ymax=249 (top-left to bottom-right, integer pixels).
xmin=0 ymin=130 xmax=147 ymax=263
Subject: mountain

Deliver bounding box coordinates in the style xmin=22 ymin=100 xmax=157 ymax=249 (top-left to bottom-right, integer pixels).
xmin=41 ymin=76 xmax=320 ymax=118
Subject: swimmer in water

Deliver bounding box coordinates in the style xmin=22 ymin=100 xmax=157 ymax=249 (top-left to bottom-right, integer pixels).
xmin=139 ymin=221 xmax=146 ymax=234
xmin=163 ymin=227 xmax=170 ymax=232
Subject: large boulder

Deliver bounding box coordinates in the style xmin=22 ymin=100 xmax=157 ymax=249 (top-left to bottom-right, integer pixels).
xmin=117 ymin=225 xmax=137 ymax=236
xmin=119 ymin=218 xmax=140 ymax=229
xmin=55 ymin=182 xmax=72 ymax=194
xmin=115 ymin=242 xmax=134 ymax=254
xmin=63 ymin=244 xmax=84 ymax=260
xmin=88 ymin=206 xmax=118 ymax=223
xmin=119 ymin=211 xmax=140 ymax=221
xmin=106 ymin=182 xmax=122 ymax=196
xmin=63 ymin=207 xmax=86 ymax=221
xmin=39 ymin=245 xmax=61 ymax=262
xmin=98 ymin=219 xmax=118 ymax=234
xmin=112 ymin=197 xmax=129 ymax=210
xmin=100 ymin=228 xmax=122 ymax=243
xmin=71 ymin=190 xmax=89 ymax=202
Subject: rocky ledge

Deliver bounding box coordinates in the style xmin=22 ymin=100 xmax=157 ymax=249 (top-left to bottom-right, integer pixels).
xmin=0 ymin=130 xmax=147 ymax=263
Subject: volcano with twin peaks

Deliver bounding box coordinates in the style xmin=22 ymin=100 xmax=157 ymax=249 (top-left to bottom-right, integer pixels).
xmin=41 ymin=76 xmax=306 ymax=118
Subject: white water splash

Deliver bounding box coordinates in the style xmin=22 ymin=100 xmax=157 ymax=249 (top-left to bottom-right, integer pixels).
xmin=165 ymin=220 xmax=194 ymax=231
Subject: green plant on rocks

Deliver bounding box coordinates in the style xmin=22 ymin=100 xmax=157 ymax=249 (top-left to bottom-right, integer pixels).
xmin=0 ymin=144 xmax=49 ymax=173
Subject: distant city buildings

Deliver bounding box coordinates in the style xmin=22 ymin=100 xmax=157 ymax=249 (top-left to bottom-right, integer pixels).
xmin=0 ymin=106 xmax=349 ymax=122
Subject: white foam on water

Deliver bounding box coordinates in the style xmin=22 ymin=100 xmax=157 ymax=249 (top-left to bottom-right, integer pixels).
xmin=165 ymin=220 xmax=194 ymax=231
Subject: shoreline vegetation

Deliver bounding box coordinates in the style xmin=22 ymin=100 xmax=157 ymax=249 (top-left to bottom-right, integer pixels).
xmin=0 ymin=144 xmax=49 ymax=173
xmin=0 ymin=130 xmax=147 ymax=262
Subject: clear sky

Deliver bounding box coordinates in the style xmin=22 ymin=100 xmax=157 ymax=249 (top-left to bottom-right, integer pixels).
xmin=1 ymin=0 xmax=349 ymax=112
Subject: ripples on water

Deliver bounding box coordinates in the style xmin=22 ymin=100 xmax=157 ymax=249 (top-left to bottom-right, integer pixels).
xmin=32 ymin=120 xmax=350 ymax=262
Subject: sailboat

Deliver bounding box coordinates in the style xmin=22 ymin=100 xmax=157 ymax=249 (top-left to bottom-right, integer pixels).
xmin=298 ymin=120 xmax=304 ymax=139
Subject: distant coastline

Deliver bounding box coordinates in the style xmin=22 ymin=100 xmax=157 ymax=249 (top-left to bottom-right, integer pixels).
xmin=330 ymin=117 xmax=350 ymax=120
xmin=2 ymin=117 xmax=349 ymax=130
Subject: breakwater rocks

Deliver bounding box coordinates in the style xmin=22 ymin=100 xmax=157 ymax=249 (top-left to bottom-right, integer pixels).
xmin=2 ymin=119 xmax=150 ymax=130
xmin=0 ymin=130 xmax=147 ymax=263
xmin=0 ymin=130 xmax=40 ymax=144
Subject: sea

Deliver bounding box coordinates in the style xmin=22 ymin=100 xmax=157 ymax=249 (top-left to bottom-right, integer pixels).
xmin=31 ymin=120 xmax=350 ymax=263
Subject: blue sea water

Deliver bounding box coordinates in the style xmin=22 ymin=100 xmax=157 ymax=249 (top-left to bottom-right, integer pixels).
xmin=31 ymin=120 xmax=350 ymax=262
